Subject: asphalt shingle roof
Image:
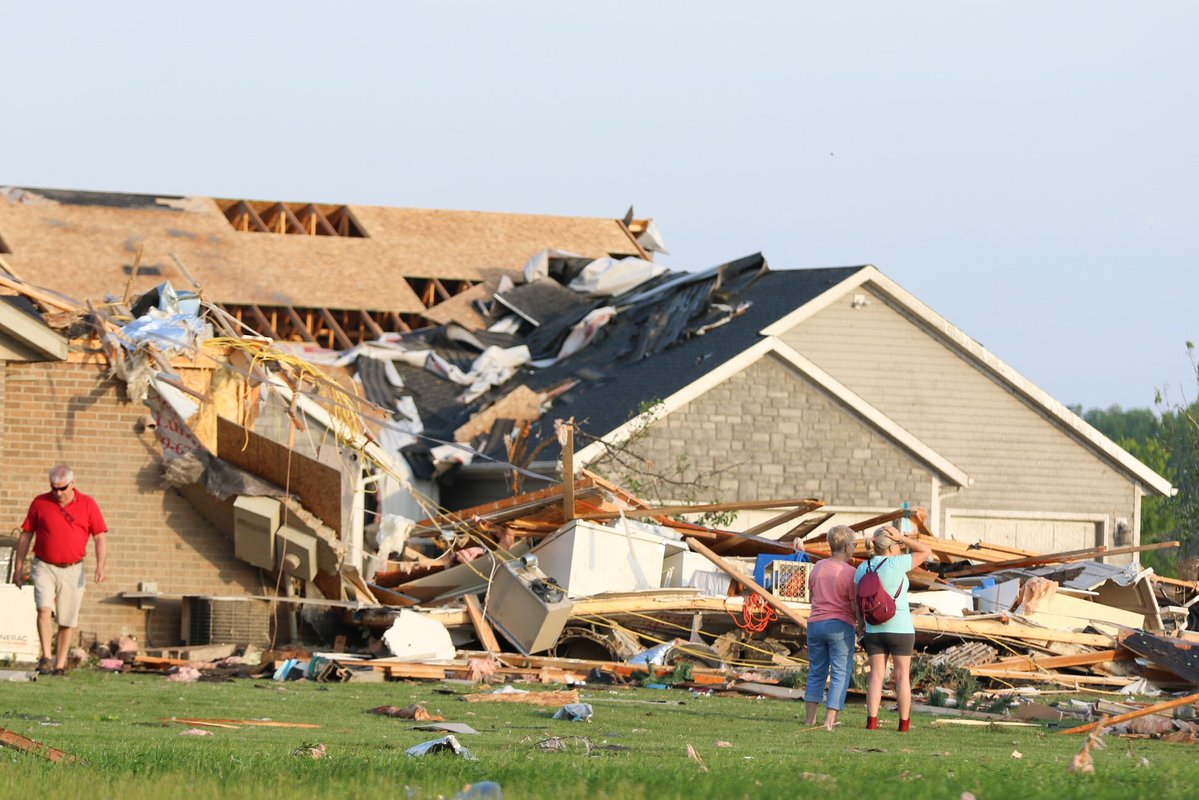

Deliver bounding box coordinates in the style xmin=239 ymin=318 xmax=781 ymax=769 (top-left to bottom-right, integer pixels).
xmin=524 ymin=265 xmax=867 ymax=457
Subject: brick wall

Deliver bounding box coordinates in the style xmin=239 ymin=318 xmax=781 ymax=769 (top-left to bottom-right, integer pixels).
xmin=594 ymin=353 xmax=935 ymax=507
xmin=0 ymin=359 xmax=261 ymax=647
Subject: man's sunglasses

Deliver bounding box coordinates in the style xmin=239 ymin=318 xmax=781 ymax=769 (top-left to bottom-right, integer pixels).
xmin=50 ymin=483 xmax=72 ymax=492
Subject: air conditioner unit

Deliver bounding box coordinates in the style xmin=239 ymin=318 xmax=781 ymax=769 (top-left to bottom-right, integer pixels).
xmin=769 ymin=561 xmax=812 ymax=602
xmin=181 ymin=596 xmax=272 ymax=646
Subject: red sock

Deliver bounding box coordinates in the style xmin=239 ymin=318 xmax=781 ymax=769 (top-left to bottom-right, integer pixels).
xmin=898 ymin=718 xmax=911 ymax=732
xmin=866 ymin=716 xmax=878 ymax=730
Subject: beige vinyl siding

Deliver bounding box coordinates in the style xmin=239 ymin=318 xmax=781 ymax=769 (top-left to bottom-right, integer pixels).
xmin=780 ymin=285 xmax=1137 ymax=541
xmin=592 ymin=352 xmax=935 ymax=507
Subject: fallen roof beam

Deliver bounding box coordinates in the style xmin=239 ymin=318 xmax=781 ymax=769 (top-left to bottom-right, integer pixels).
xmin=944 ymin=541 xmax=1181 ymax=578
xmin=575 ymin=497 xmax=823 ymax=522
xmin=686 ymin=536 xmax=810 ymax=629
xmin=1059 ymin=689 xmax=1199 ymax=735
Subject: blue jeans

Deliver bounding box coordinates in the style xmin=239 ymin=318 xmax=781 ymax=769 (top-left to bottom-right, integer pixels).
xmin=804 ymin=619 xmax=856 ymax=711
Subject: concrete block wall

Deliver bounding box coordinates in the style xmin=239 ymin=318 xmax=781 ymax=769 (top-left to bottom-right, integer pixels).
xmin=0 ymin=360 xmax=261 ymax=648
xmin=594 ymin=353 xmax=934 ymax=507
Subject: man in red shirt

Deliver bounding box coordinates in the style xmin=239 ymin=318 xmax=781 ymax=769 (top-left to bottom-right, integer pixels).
xmin=13 ymin=465 xmax=108 ymax=676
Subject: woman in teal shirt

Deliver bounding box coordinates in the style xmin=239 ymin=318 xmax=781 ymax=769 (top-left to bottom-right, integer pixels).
xmin=853 ymin=526 xmax=932 ymax=732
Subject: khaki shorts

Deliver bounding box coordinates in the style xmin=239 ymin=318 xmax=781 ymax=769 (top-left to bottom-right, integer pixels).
xmin=31 ymin=559 xmax=86 ymax=628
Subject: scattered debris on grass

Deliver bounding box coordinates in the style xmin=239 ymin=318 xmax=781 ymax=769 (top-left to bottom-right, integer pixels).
xmin=406 ymin=735 xmax=476 ymax=760
xmin=292 ymin=742 xmax=328 ymax=759
xmin=552 ymin=703 xmax=593 ymax=722
xmin=369 ymin=704 xmax=445 ymax=721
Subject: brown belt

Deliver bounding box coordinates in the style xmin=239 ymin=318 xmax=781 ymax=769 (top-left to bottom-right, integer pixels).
xmin=36 ymin=558 xmax=82 ymax=568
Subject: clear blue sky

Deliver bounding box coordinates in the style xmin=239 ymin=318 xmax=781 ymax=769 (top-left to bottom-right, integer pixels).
xmin=5 ymin=2 xmax=1196 ymax=411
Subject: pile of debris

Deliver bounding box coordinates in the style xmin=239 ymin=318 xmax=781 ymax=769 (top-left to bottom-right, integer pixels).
xmin=2 ymin=247 xmax=1197 ymax=714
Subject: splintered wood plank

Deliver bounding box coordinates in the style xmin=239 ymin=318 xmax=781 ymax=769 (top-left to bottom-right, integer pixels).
xmin=986 ymin=650 xmax=1123 ymax=671
xmin=1060 ymin=689 xmax=1199 ymax=735
xmin=168 ymin=718 xmax=320 ymax=729
xmin=945 ymin=541 xmax=1180 ymax=578
xmin=562 ymin=420 xmax=575 ymax=522
xmin=576 ymin=497 xmax=822 ymax=522
xmin=385 ymin=663 xmax=449 ymax=680
xmin=710 ymin=501 xmax=825 ymax=555
xmin=967 ymin=669 xmax=1140 ymax=687
xmin=0 ymin=727 xmax=74 ymax=762
xmin=464 ymin=594 xmax=503 ymax=654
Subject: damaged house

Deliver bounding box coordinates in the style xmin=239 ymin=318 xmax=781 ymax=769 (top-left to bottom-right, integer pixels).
xmin=0 ymin=184 xmax=1176 ymax=656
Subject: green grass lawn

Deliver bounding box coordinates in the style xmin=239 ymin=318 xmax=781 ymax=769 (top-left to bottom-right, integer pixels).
xmin=0 ymin=671 xmax=1195 ymax=799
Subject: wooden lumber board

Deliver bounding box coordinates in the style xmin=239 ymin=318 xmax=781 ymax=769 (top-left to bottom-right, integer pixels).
xmin=464 ymin=594 xmax=503 ymax=653
xmin=930 ymin=719 xmax=1040 ymax=728
xmin=408 ymin=480 xmax=598 ymax=535
xmin=461 ymin=689 xmax=580 ymax=706
xmin=0 ymin=274 xmax=81 ymax=312
xmin=1023 ymin=593 xmax=1147 ymax=632
xmin=911 ymin=615 xmax=1113 ymax=648
xmin=710 ymin=502 xmax=825 ymax=554
xmin=967 ymin=669 xmax=1139 ymax=687
xmin=490 ymin=653 xmax=730 ymax=684
xmin=134 ymin=655 xmax=216 ymax=669
xmin=946 ymin=541 xmax=1181 ymax=578
xmin=575 ymin=497 xmax=824 ymax=522
xmin=0 ymin=727 xmax=74 ymax=762
xmin=987 ymin=650 xmax=1124 ymax=671
xmin=1059 ymin=689 xmax=1199 ymax=735
xmin=168 ymin=718 xmax=320 ymax=729
xmin=385 ymin=664 xmax=449 ymax=681
xmin=1151 ymin=574 xmax=1199 ymax=590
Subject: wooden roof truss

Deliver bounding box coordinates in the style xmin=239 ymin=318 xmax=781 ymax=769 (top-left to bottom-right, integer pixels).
xmin=219 ymin=200 xmax=368 ymax=238
xmin=404 ymin=277 xmax=481 ymax=309
xmin=217 ymin=303 xmax=420 ymax=349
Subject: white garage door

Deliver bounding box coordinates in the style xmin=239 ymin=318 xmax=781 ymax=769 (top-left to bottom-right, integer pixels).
xmin=947 ymin=514 xmax=1103 ymax=553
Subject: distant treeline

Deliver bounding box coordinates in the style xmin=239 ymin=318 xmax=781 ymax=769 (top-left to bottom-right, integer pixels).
xmin=1071 ymin=401 xmax=1199 ymax=576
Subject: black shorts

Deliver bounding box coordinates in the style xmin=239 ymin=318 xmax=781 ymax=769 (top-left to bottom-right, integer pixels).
xmin=862 ymin=632 xmax=915 ymax=657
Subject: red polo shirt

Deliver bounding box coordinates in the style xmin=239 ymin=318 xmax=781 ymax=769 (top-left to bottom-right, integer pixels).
xmin=22 ymin=490 xmax=108 ymax=565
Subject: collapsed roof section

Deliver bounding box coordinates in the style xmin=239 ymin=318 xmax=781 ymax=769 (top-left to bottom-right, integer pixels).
xmin=0 ymin=185 xmax=660 ymax=346
xmin=294 ymin=250 xmax=783 ymax=479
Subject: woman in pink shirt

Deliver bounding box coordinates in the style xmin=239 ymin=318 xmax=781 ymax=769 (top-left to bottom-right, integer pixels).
xmin=804 ymin=525 xmax=858 ymax=730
